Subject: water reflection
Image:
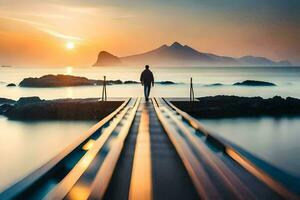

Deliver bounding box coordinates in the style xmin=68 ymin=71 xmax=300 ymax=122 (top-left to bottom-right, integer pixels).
xmin=0 ymin=116 xmax=95 ymax=192
xmin=199 ymin=117 xmax=300 ymax=177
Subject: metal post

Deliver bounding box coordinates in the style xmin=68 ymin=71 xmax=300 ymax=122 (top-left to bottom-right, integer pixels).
xmin=104 ymin=76 xmax=107 ymax=101
xmin=190 ymin=77 xmax=194 ymax=102
xmin=102 ymin=76 xmax=107 ymax=101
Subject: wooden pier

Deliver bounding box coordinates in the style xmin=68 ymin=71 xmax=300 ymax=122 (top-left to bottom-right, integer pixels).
xmin=0 ymin=98 xmax=298 ymax=200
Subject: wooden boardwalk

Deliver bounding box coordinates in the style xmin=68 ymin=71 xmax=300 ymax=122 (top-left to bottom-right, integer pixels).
xmin=0 ymin=98 xmax=298 ymax=200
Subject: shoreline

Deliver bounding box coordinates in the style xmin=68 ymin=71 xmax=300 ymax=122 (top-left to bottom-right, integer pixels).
xmin=171 ymin=95 xmax=300 ymax=119
xmin=1 ymin=95 xmax=300 ymax=120
xmin=0 ymin=97 xmax=124 ymax=120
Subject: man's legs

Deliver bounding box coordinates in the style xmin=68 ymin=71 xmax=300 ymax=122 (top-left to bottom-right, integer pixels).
xmin=144 ymin=84 xmax=151 ymax=101
xmin=144 ymin=85 xmax=148 ymax=100
xmin=147 ymin=85 xmax=151 ymax=98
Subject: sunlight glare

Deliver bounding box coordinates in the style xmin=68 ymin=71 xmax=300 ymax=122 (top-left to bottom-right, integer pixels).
xmin=66 ymin=42 xmax=75 ymax=50
xmin=66 ymin=66 xmax=73 ymax=75
xmin=82 ymin=139 xmax=96 ymax=151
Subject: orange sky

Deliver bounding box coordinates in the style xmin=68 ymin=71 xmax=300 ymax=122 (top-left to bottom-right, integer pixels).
xmin=0 ymin=0 xmax=299 ymax=66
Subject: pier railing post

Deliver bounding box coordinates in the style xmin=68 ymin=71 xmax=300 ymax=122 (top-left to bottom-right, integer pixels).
xmin=190 ymin=77 xmax=194 ymax=102
xmin=102 ymin=76 xmax=107 ymax=101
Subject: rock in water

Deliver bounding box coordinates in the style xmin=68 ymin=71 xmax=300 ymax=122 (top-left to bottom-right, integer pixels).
xmin=124 ymin=80 xmax=139 ymax=84
xmin=19 ymin=74 xmax=94 ymax=87
xmin=0 ymin=104 xmax=13 ymax=115
xmin=171 ymin=95 xmax=300 ymax=118
xmin=6 ymin=83 xmax=16 ymax=87
xmin=204 ymin=83 xmax=223 ymax=87
xmin=0 ymin=97 xmax=15 ymax=104
xmin=5 ymin=99 xmax=123 ymax=120
xmin=17 ymin=97 xmax=42 ymax=104
xmin=158 ymin=81 xmax=176 ymax=85
xmin=233 ymin=80 xmax=276 ymax=86
xmin=19 ymin=74 xmax=123 ymax=87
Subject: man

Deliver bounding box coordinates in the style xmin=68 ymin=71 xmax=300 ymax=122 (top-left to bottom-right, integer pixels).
xmin=140 ymin=65 xmax=154 ymax=101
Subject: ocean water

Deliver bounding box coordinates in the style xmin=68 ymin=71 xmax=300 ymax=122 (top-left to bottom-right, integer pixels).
xmin=0 ymin=66 xmax=300 ymax=191
xmin=0 ymin=116 xmax=95 ymax=192
xmin=200 ymin=117 xmax=300 ymax=177
xmin=0 ymin=66 xmax=300 ymax=99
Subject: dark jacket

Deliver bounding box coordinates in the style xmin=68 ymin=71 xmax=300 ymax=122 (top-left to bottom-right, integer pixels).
xmin=140 ymin=69 xmax=154 ymax=86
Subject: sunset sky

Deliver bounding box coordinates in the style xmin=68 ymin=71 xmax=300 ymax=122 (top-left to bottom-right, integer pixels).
xmin=0 ymin=0 xmax=299 ymax=66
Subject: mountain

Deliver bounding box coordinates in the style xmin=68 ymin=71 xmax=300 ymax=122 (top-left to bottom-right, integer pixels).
xmin=93 ymin=42 xmax=291 ymax=66
xmin=238 ymin=56 xmax=291 ymax=66
xmin=93 ymin=51 xmax=122 ymax=66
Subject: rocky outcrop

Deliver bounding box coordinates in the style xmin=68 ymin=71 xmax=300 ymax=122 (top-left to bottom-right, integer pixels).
xmin=172 ymin=95 xmax=300 ymax=118
xmin=0 ymin=104 xmax=13 ymax=115
xmin=123 ymin=80 xmax=177 ymax=85
xmin=0 ymin=98 xmax=16 ymax=115
xmin=93 ymin=51 xmax=122 ymax=66
xmin=124 ymin=80 xmax=139 ymax=84
xmin=204 ymin=83 xmax=223 ymax=87
xmin=17 ymin=97 xmax=42 ymax=104
xmin=233 ymin=80 xmax=276 ymax=86
xmin=19 ymin=74 xmax=122 ymax=87
xmin=18 ymin=74 xmax=178 ymax=87
xmin=7 ymin=83 xmax=16 ymax=87
xmin=4 ymin=98 xmax=123 ymax=120
xmin=0 ymin=97 xmax=15 ymax=105
xmin=158 ymin=81 xmax=176 ymax=85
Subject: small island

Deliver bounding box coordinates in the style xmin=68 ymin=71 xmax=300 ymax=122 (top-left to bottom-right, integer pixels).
xmin=19 ymin=74 xmax=123 ymax=87
xmin=233 ymin=80 xmax=276 ymax=86
xmin=7 ymin=83 xmax=16 ymax=87
xmin=18 ymin=74 xmax=177 ymax=87
xmin=158 ymin=81 xmax=176 ymax=85
xmin=204 ymin=83 xmax=223 ymax=87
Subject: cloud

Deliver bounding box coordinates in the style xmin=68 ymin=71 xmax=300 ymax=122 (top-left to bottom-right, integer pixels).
xmin=0 ymin=16 xmax=84 ymax=41
xmin=21 ymin=13 xmax=72 ymax=20
xmin=36 ymin=27 xmax=83 ymax=41
xmin=1 ymin=16 xmax=52 ymax=29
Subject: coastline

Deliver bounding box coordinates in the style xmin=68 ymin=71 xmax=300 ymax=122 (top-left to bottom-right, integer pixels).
xmin=171 ymin=95 xmax=300 ymax=118
xmin=1 ymin=97 xmax=124 ymax=120
xmin=1 ymin=95 xmax=300 ymax=120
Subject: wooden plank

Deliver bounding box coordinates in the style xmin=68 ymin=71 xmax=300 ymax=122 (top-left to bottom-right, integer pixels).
xmin=88 ymin=98 xmax=141 ymax=199
xmin=152 ymin=98 xmax=220 ymax=200
xmin=129 ymin=102 xmax=153 ymax=200
xmin=45 ymin=99 xmax=136 ymax=200
xmin=163 ymin=98 xmax=299 ymax=200
xmin=162 ymin=105 xmax=254 ymax=199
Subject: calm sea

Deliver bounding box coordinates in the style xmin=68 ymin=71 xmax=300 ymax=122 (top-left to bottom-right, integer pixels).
xmin=0 ymin=66 xmax=300 ymax=191
xmin=1 ymin=66 xmax=300 ymax=99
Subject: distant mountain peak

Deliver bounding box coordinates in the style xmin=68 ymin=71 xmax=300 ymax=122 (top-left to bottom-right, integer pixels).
xmin=158 ymin=44 xmax=168 ymax=49
xmin=98 ymin=51 xmax=115 ymax=56
xmin=170 ymin=42 xmax=184 ymax=48
xmin=93 ymin=51 xmax=121 ymax=66
xmin=93 ymin=42 xmax=291 ymax=67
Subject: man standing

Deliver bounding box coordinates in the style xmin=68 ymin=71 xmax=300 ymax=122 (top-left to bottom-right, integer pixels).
xmin=140 ymin=65 xmax=154 ymax=101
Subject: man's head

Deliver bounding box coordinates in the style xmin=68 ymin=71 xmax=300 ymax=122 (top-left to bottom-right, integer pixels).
xmin=145 ymin=65 xmax=149 ymax=69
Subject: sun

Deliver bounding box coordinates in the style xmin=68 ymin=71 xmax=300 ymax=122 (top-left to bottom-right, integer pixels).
xmin=66 ymin=42 xmax=75 ymax=50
